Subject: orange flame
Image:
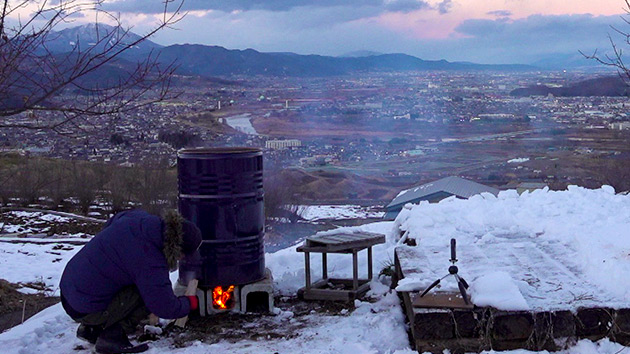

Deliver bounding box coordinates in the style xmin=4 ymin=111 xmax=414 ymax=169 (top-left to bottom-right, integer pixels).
xmin=212 ymin=285 xmax=235 ymax=310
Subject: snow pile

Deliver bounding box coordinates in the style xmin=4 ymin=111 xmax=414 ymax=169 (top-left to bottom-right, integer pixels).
xmin=394 ymin=185 xmax=630 ymax=310
xmin=468 ymin=271 xmax=529 ymax=311
xmin=508 ymin=157 xmax=530 ymax=163
xmin=296 ymin=205 xmax=384 ymax=221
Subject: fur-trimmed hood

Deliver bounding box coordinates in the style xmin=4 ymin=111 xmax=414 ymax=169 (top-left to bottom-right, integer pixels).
xmin=162 ymin=209 xmax=184 ymax=270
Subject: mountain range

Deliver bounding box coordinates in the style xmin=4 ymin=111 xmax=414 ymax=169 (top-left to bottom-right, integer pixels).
xmin=47 ymin=24 xmax=535 ymax=78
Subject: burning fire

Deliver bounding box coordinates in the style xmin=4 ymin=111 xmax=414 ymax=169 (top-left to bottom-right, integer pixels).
xmin=212 ymin=285 xmax=235 ymax=310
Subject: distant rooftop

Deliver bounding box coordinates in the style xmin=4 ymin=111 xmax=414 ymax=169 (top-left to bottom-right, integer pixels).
xmin=386 ymin=176 xmax=500 ymax=209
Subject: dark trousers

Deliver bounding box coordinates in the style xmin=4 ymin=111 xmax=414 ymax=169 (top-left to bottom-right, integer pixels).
xmin=61 ymin=286 xmax=150 ymax=334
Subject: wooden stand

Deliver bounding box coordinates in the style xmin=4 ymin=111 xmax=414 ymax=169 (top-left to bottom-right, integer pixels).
xmin=297 ymin=232 xmax=385 ymax=302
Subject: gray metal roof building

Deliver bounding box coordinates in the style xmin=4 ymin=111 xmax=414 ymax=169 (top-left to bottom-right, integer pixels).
xmin=384 ymin=176 xmax=500 ymax=220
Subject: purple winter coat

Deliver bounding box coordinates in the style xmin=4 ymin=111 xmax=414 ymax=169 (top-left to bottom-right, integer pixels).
xmin=60 ymin=210 xmax=191 ymax=319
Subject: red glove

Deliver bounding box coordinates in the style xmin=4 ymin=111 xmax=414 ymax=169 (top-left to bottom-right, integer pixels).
xmin=187 ymin=295 xmax=198 ymax=311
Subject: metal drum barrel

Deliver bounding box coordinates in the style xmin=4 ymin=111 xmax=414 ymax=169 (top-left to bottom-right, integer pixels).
xmin=177 ymin=147 xmax=265 ymax=287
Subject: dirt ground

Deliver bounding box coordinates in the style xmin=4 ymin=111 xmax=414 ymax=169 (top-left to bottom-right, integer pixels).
xmin=0 ymin=279 xmax=60 ymax=333
xmin=139 ymin=296 xmax=359 ymax=349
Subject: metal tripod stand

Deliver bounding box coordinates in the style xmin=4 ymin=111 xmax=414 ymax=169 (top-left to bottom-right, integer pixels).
xmin=419 ymin=238 xmax=470 ymax=304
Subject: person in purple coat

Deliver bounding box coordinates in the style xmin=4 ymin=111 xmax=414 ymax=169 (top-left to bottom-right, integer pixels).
xmin=60 ymin=209 xmax=202 ymax=354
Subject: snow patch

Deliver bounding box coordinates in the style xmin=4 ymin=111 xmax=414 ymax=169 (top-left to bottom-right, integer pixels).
xmin=469 ymin=271 xmax=530 ymax=310
xmin=297 ymin=205 xmax=384 ymax=221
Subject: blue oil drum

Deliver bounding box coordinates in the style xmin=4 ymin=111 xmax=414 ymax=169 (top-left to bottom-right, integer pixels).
xmin=177 ymin=147 xmax=265 ymax=287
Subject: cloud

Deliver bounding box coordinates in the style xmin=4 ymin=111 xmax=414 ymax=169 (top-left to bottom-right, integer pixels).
xmin=486 ymin=10 xmax=512 ymax=18
xmin=122 ymin=2 xmax=627 ymax=66
xmin=437 ymin=0 xmax=453 ymax=15
xmin=448 ymin=14 xmax=621 ymax=63
xmin=384 ymin=0 xmax=431 ymax=13
xmin=104 ymin=0 xmax=430 ymax=14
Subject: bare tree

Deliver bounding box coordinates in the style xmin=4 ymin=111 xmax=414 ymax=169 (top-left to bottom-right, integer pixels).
xmin=44 ymin=159 xmax=71 ymax=209
xmin=0 ymin=157 xmax=15 ymax=205
xmin=69 ymin=160 xmax=98 ymax=214
xmin=264 ymin=169 xmax=303 ymax=223
xmin=133 ymin=158 xmax=176 ymax=215
xmin=596 ymin=157 xmax=630 ymax=193
xmin=0 ymin=0 xmax=184 ymax=134
xmin=581 ymin=0 xmax=630 ymax=84
xmin=106 ymin=165 xmax=137 ymax=215
xmin=13 ymin=157 xmax=51 ymax=206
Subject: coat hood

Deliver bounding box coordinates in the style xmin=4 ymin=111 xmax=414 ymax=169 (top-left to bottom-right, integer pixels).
xmin=162 ymin=209 xmax=183 ymax=270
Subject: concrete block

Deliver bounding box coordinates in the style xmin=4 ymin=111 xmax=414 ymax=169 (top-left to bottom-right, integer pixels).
xmin=491 ymin=311 xmax=534 ymax=341
xmin=414 ymin=310 xmax=454 ymax=340
xmin=576 ymin=308 xmax=614 ymax=339
xmin=612 ymin=308 xmax=630 ymax=345
xmin=452 ymin=309 xmax=482 ymax=338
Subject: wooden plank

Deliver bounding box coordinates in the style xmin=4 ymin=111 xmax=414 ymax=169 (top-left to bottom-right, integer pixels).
xmin=411 ymin=292 xmax=473 ymax=309
xmin=299 ymin=283 xmax=371 ymax=301
xmin=305 ymin=233 xmax=385 ymax=248
xmin=352 ymin=249 xmax=359 ymax=290
xmin=307 ymin=235 xmax=350 ymax=244
xmin=302 ymin=288 xmax=353 ymax=301
xmin=174 ymin=279 xmax=198 ymax=328
xmin=307 ymin=235 xmax=360 ymax=246
xmin=319 ymin=278 xmax=369 ymax=287
xmin=325 ymin=239 xmax=381 ymax=252
xmin=296 ymin=245 xmax=361 ymax=254
xmin=299 ymin=233 xmax=385 ymax=253
xmin=305 ymin=252 xmax=311 ymax=290
xmin=367 ymin=247 xmax=373 ymax=280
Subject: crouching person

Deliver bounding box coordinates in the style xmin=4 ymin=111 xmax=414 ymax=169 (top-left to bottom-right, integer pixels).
xmin=60 ymin=209 xmax=202 ymax=354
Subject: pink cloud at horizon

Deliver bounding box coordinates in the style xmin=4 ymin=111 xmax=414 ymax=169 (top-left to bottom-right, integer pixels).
xmin=376 ymin=0 xmax=627 ymax=40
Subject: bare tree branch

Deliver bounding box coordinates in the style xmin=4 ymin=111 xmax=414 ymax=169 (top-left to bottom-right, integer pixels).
xmin=582 ymin=1 xmax=630 ymax=86
xmin=0 ymin=0 xmax=185 ymax=134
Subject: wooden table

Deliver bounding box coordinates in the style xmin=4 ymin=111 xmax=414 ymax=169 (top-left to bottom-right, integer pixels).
xmin=296 ymin=232 xmax=385 ymax=301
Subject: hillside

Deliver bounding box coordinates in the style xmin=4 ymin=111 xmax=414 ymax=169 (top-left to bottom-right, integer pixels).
xmin=510 ymin=76 xmax=630 ymax=97
xmin=276 ymin=168 xmax=401 ymax=202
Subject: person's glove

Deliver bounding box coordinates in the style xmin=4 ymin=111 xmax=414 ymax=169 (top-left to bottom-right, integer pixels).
xmin=187 ymin=295 xmax=199 ymax=311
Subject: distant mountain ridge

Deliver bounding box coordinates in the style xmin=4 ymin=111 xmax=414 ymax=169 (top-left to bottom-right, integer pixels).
xmin=46 ymin=24 xmax=162 ymax=57
xmin=157 ymin=45 xmax=534 ymax=77
xmin=340 ymin=50 xmax=384 ymax=58
xmin=46 ymin=24 xmax=535 ymax=77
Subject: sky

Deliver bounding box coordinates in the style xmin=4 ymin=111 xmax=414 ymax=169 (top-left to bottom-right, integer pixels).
xmin=15 ymin=0 xmax=630 ymax=64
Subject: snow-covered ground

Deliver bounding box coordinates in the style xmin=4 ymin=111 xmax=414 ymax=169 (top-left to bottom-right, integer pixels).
xmin=0 ymin=241 xmax=81 ymax=294
xmin=223 ymin=113 xmax=258 ymax=135
xmin=507 ymin=157 xmax=530 ymax=164
xmin=394 ymin=186 xmax=630 ymax=312
xmin=2 ymin=187 xmax=630 ymax=353
xmin=0 ymin=210 xmax=96 ymax=237
xmin=297 ymin=205 xmax=384 ymax=221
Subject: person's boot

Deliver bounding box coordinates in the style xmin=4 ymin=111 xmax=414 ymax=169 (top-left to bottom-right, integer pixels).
xmin=76 ymin=324 xmax=102 ymax=344
xmin=94 ymin=323 xmax=149 ymax=354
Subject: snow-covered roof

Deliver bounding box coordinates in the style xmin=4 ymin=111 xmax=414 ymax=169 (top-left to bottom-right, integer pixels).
xmin=386 ymin=176 xmax=500 ymax=209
